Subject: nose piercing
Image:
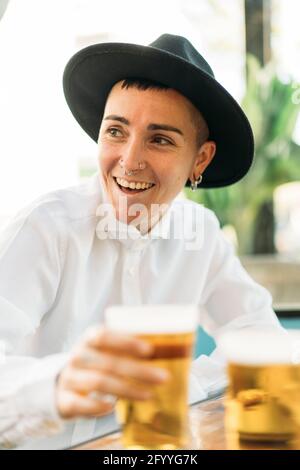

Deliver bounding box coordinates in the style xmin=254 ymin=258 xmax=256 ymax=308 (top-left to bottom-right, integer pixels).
xmin=119 ymin=159 xmax=146 ymax=176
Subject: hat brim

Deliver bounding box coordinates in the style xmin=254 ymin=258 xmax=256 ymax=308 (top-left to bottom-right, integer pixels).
xmin=63 ymin=42 xmax=254 ymax=188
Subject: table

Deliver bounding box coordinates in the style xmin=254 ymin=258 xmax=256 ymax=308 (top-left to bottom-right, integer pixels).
xmin=73 ymin=396 xmax=300 ymax=450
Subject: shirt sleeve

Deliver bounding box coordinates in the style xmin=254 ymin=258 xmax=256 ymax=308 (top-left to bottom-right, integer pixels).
xmin=0 ymin=205 xmax=68 ymax=448
xmin=189 ymin=213 xmax=283 ymax=402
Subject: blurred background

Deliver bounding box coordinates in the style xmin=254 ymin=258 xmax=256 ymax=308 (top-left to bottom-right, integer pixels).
xmin=0 ymin=0 xmax=300 ymax=323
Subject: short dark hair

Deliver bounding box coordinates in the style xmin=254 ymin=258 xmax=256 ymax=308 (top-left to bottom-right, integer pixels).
xmin=120 ymin=78 xmax=209 ymax=147
xmin=121 ymin=77 xmax=170 ymax=91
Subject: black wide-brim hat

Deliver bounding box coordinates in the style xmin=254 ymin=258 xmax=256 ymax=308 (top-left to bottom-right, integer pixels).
xmin=63 ymin=34 xmax=254 ymax=188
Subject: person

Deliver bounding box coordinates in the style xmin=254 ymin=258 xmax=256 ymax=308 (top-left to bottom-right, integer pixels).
xmin=0 ymin=34 xmax=281 ymax=449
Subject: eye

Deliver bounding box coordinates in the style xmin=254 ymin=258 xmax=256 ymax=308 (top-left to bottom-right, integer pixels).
xmin=106 ymin=127 xmax=123 ymax=137
xmin=152 ymin=135 xmax=173 ymax=146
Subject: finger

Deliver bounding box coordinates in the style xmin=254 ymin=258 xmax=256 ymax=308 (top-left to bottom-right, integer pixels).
xmin=84 ymin=327 xmax=153 ymax=357
xmin=62 ymin=368 xmax=153 ymax=400
xmin=72 ymin=348 xmax=169 ymax=384
xmin=57 ymin=389 xmax=114 ymax=420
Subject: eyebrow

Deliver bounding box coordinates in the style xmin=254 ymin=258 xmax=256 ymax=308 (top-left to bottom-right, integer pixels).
xmin=104 ymin=115 xmax=184 ymax=137
xmin=104 ymin=115 xmax=129 ymax=125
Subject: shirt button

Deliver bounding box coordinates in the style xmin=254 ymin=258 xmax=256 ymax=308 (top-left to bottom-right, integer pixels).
xmin=128 ymin=267 xmax=135 ymax=276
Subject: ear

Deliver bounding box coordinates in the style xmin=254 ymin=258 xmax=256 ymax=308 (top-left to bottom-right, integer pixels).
xmin=189 ymin=141 xmax=216 ymax=182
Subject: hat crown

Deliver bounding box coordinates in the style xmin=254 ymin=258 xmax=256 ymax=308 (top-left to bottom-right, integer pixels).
xmin=150 ymin=34 xmax=215 ymax=79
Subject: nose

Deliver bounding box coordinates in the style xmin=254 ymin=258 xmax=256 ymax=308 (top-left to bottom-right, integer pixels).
xmin=119 ymin=136 xmax=146 ymax=172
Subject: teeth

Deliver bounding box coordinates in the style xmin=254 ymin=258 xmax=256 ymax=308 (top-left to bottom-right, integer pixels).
xmin=116 ymin=177 xmax=154 ymax=190
xmin=120 ymin=178 xmax=129 ymax=188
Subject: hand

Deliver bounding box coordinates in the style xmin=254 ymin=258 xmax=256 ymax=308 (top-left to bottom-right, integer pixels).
xmin=55 ymin=326 xmax=169 ymax=419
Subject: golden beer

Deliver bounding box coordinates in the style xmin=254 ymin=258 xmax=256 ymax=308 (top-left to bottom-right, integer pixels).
xmin=105 ymin=305 xmax=197 ymax=450
xmin=220 ymin=330 xmax=300 ymax=442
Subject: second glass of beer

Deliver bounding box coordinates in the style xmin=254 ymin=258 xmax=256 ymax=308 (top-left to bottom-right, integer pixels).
xmin=105 ymin=304 xmax=198 ymax=450
xmin=220 ymin=329 xmax=300 ymax=443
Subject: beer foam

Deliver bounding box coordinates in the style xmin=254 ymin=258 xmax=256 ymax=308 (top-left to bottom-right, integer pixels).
xmin=105 ymin=304 xmax=198 ymax=334
xmin=219 ymin=329 xmax=300 ymax=365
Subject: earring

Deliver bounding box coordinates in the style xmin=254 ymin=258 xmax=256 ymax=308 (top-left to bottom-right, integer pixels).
xmin=191 ymin=174 xmax=202 ymax=191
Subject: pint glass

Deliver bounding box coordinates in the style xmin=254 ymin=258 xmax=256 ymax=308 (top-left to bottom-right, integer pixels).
xmin=220 ymin=329 xmax=300 ymax=442
xmin=105 ymin=304 xmax=198 ymax=449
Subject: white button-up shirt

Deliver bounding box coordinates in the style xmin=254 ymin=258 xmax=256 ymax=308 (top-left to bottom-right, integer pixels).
xmin=0 ymin=173 xmax=280 ymax=449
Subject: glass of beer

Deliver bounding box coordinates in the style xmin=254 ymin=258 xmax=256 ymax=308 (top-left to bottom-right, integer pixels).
xmin=105 ymin=304 xmax=198 ymax=450
xmin=220 ymin=329 xmax=300 ymax=442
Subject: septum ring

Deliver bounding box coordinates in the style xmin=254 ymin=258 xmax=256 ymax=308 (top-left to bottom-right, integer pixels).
xmin=119 ymin=159 xmax=146 ymax=176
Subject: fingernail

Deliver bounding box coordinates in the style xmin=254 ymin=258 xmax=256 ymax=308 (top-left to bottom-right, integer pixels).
xmin=139 ymin=342 xmax=153 ymax=355
xmin=155 ymin=369 xmax=170 ymax=381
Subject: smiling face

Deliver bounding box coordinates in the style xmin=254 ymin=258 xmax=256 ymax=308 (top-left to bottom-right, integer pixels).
xmin=97 ymin=80 xmax=216 ymax=228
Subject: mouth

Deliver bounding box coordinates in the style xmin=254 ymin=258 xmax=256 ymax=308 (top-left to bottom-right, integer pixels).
xmin=112 ymin=176 xmax=156 ymax=195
